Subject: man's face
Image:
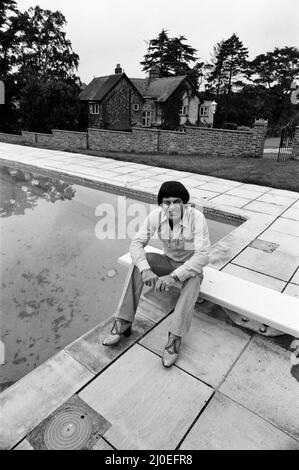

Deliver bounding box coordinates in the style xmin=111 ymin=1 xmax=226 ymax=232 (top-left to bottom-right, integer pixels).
xmin=162 ymin=197 xmax=184 ymax=222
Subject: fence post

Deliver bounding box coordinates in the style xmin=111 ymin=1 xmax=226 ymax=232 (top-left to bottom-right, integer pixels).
xmin=252 ymin=119 xmax=268 ymax=158
xmin=292 ymin=126 xmax=299 ymax=160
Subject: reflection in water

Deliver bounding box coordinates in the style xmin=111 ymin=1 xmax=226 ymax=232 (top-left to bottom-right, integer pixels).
xmin=0 ymin=166 xmax=76 ymax=218
xmin=0 ymin=164 xmax=132 ymax=392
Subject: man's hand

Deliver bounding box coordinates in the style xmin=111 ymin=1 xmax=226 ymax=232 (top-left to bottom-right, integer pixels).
xmin=155 ymin=274 xmax=177 ymax=292
xmin=141 ymin=269 xmax=158 ymax=287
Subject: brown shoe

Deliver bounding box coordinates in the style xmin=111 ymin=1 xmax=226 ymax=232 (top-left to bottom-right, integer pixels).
xmin=162 ymin=332 xmax=181 ymax=368
xmin=102 ymin=318 xmax=132 ymax=346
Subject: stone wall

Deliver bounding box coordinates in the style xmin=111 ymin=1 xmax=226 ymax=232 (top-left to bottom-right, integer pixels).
xmin=52 ymin=129 xmax=87 ymax=149
xmin=0 ymin=119 xmax=268 ymax=157
xmin=88 ymin=128 xmax=131 ymax=152
xmin=0 ymin=132 xmax=23 ymax=143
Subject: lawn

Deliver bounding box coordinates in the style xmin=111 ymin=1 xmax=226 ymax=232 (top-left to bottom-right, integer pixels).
xmin=79 ymin=148 xmax=299 ymax=192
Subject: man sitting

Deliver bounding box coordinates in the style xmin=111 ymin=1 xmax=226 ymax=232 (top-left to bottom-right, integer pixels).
xmin=103 ymin=181 xmax=211 ymax=368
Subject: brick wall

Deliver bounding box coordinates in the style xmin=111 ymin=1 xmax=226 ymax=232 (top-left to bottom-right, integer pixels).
xmin=88 ymin=128 xmax=132 ymax=152
xmin=36 ymin=133 xmax=54 ymax=147
xmin=52 ymin=129 xmax=87 ymax=149
xmin=0 ymin=132 xmax=23 ymax=144
xmin=132 ymin=127 xmax=159 ymax=153
xmin=0 ymin=119 xmax=268 ymax=157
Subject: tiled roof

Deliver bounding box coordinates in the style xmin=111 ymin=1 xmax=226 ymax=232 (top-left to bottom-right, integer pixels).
xmin=79 ymin=74 xmax=124 ymax=101
xmin=80 ymin=73 xmax=193 ymax=103
xmin=131 ymin=76 xmax=187 ymax=102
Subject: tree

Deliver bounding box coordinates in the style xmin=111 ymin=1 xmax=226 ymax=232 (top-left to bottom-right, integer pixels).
xmin=248 ymin=47 xmax=299 ymax=94
xmin=141 ymin=29 xmax=172 ymax=76
xmin=14 ymin=6 xmax=79 ymax=82
xmin=141 ymin=30 xmax=204 ymax=87
xmin=0 ymin=0 xmax=18 ymax=75
xmin=0 ymin=4 xmax=81 ymax=133
xmin=207 ymin=33 xmax=248 ymax=96
xmin=246 ymin=47 xmax=299 ymax=134
xmin=19 ymin=76 xmax=82 ymax=133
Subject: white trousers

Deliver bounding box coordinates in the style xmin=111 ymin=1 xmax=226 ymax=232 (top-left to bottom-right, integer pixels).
xmin=115 ymin=252 xmax=203 ymax=337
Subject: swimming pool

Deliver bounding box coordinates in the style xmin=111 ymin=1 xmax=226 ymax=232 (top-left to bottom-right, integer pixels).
xmin=0 ymin=163 xmax=242 ymax=390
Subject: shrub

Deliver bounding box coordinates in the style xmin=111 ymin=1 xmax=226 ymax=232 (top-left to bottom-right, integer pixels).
xmin=223 ymin=122 xmax=238 ymax=130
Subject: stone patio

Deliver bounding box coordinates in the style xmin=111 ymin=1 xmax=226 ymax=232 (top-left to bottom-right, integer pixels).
xmin=0 ymin=142 xmax=299 ymax=450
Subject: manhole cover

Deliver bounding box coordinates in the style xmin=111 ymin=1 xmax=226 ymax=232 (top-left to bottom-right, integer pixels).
xmin=27 ymin=395 xmax=111 ymax=450
xmin=44 ymin=407 xmax=93 ymax=450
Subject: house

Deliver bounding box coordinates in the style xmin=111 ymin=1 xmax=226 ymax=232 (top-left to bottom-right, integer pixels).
xmin=198 ymin=91 xmax=217 ymax=127
xmin=79 ymin=65 xmax=144 ymax=131
xmin=80 ymin=64 xmax=215 ymax=131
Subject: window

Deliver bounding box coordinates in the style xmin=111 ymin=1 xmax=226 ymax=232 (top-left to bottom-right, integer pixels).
xmin=89 ymin=102 xmax=99 ymax=114
xmin=142 ymin=111 xmax=151 ymax=127
xmin=133 ymin=104 xmax=140 ymax=111
xmin=179 ymin=105 xmax=188 ymax=116
xmin=200 ymin=106 xmax=209 ymax=117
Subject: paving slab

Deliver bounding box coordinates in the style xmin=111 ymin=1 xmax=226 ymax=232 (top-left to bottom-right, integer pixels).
xmin=269 ymin=218 xmax=299 ymax=237
xmin=180 ymin=392 xmax=299 ymax=450
xmin=198 ymin=182 xmax=235 ymax=193
xmin=131 ymin=178 xmax=160 ymax=188
xmin=232 ymin=246 xmax=299 ymax=281
xmin=189 ymin=189 xmax=220 ymax=201
xmin=257 ymin=229 xmax=299 ymax=256
xmin=208 ymin=194 xmax=250 ymax=208
xmin=256 ymin=193 xmax=296 ymax=206
xmin=267 ymin=189 xmax=299 ymax=199
xmin=0 ymin=350 xmax=93 ymax=449
xmin=207 ymin=178 xmax=242 ymax=187
xmin=14 ymin=439 xmax=34 ymax=450
xmin=240 ymin=184 xmax=271 ymax=193
xmin=283 ymin=283 xmax=299 ymax=299
xmin=65 ymin=314 xmax=155 ymax=375
xmin=93 ymin=439 xmax=114 ymax=450
xmin=178 ymin=178 xmax=207 ymax=188
xmin=281 ymin=207 xmax=299 ymax=221
xmin=220 ymin=335 xmax=299 ymax=441
xmin=79 ymin=344 xmax=213 ymax=450
xmin=139 ymin=309 xmax=251 ymax=388
xmin=222 ymin=264 xmax=286 ymax=292
xmin=243 ymin=201 xmax=287 ymax=216
xmin=225 ymin=187 xmax=264 ymax=199
xmin=290 ymin=269 xmax=299 ymax=285
xmin=208 ymin=213 xmax=276 ymax=270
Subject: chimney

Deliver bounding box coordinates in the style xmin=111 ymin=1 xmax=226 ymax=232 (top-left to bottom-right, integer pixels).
xmin=115 ymin=64 xmax=123 ymax=74
xmin=149 ymin=64 xmax=160 ymax=80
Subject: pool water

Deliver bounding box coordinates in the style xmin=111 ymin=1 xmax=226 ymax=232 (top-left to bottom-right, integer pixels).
xmin=0 ymin=163 xmax=241 ymax=390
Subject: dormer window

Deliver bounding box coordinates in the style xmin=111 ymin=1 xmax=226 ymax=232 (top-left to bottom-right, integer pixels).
xmin=89 ymin=102 xmax=99 ymax=114
xmin=179 ymin=105 xmax=188 ymax=116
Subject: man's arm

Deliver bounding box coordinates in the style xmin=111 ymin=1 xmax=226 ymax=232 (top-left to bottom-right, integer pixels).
xmin=172 ymin=211 xmax=211 ymax=282
xmin=129 ymin=209 xmax=160 ymax=273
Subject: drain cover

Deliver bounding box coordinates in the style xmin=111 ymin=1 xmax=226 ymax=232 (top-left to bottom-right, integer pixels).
xmin=249 ymin=239 xmax=279 ymax=253
xmin=44 ymin=407 xmax=93 ymax=450
xmin=27 ymin=395 xmax=111 ymax=450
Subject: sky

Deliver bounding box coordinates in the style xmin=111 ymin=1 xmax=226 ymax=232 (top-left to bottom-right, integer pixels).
xmin=18 ymin=0 xmax=299 ymax=84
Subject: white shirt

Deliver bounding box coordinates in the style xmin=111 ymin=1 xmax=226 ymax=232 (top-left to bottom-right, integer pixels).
xmin=129 ymin=205 xmax=211 ymax=282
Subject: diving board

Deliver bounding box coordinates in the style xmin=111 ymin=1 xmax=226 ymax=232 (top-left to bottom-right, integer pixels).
xmin=118 ymin=246 xmax=299 ymax=339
